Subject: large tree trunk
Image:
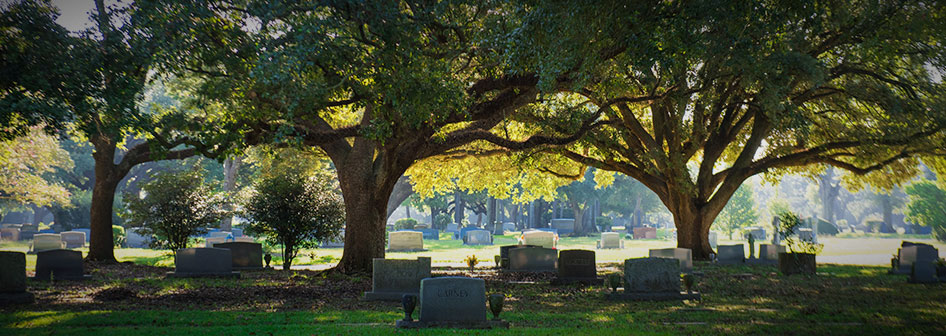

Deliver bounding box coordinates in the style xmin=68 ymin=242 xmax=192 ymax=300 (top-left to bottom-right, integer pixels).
xmin=672 ymin=204 xmax=715 ymax=260
xmin=220 ymin=156 xmax=242 ymax=232
xmin=334 ymin=169 xmax=396 ymax=274
xmin=880 ymin=194 xmax=895 ymax=233
xmin=86 ymin=138 xmax=120 ymax=263
xmin=385 ymin=176 xmax=413 ymax=220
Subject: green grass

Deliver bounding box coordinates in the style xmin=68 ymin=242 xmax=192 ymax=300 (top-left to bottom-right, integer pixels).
xmin=2 ymin=263 xmax=945 ymax=335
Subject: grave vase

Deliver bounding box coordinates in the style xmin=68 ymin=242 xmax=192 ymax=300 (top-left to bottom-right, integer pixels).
xmin=778 ymin=252 xmax=816 ymax=276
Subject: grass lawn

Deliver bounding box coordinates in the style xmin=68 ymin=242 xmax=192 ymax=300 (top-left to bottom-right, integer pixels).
xmin=2 ymin=234 xmax=945 ymax=335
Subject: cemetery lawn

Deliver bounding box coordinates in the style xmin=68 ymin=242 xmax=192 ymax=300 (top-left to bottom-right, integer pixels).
xmin=2 ymin=261 xmax=945 ymax=335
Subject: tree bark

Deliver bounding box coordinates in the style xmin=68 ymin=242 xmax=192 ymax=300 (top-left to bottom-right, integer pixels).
xmin=570 ymin=201 xmax=586 ymax=236
xmin=86 ymin=137 xmax=120 ymax=262
xmin=385 ymin=176 xmax=413 ymax=220
xmin=220 ymin=156 xmax=242 ymax=232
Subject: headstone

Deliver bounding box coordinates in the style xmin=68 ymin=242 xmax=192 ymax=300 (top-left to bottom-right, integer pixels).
xmin=553 ymin=249 xmax=601 ymax=285
xmin=208 ymin=231 xmax=232 ymax=240
xmin=502 ymin=222 xmax=516 ymax=232
xmin=717 ymin=244 xmax=745 ymax=265
xmin=73 ymin=228 xmax=91 ymax=242
xmin=18 ymin=230 xmax=35 ymax=242
xmin=797 ymin=228 xmax=814 ymax=242
xmin=457 ymin=227 xmax=480 ymax=242
xmin=0 ymin=228 xmax=19 ymax=242
xmin=623 ymin=257 xmax=680 ymax=292
xmin=418 ymin=228 xmax=440 ymax=240
xmin=0 ymin=251 xmax=28 ymax=292
xmin=464 ymin=229 xmax=492 ymax=245
xmin=632 ymin=227 xmax=657 ymax=239
xmin=125 ymin=228 xmax=152 ymax=248
xmin=364 ymin=257 xmax=431 ymax=301
xmin=747 ymin=227 xmax=766 ymax=241
xmin=598 ymin=232 xmax=622 ymax=249
xmin=520 ymin=231 xmax=556 ymax=248
xmin=894 ymin=243 xmax=939 ymax=275
xmin=213 ymin=242 xmax=263 ymax=270
xmin=388 ymin=231 xmax=424 ymax=251
xmin=758 ymin=244 xmax=784 ymax=263
xmin=508 ymin=247 xmax=557 ymax=272
xmin=0 ymin=251 xmax=34 ymax=304
xmin=60 ymin=231 xmax=86 ymax=248
xmin=708 ymin=231 xmax=719 ymax=249
xmin=31 ymin=233 xmax=64 ymax=253
xmin=34 ymin=249 xmax=90 ymax=281
xmin=648 ymin=248 xmax=693 ymax=272
xmin=446 ymin=223 xmax=459 ymax=231
xmin=20 ymin=224 xmax=37 ymax=232
xmin=910 ymin=260 xmax=938 ymax=284
xmin=550 ymin=219 xmax=575 ymax=235
xmin=231 ymin=228 xmax=244 ymax=237
xmin=205 ymin=237 xmax=227 ymax=247
xmin=168 ymin=248 xmax=240 ymax=278
xmin=498 ymin=244 xmax=538 ymax=269
xmin=419 ymin=277 xmax=486 ymax=323
xmin=233 ymin=236 xmax=255 ymax=243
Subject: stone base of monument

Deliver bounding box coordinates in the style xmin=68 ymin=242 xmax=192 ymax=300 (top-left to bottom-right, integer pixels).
xmin=605 ymin=291 xmax=701 ymax=301
xmin=363 ymin=292 xmax=417 ymax=301
xmin=550 ymin=277 xmax=604 ymax=286
xmin=745 ymin=258 xmax=777 ymax=265
xmin=165 ymin=271 xmax=240 ymax=279
xmin=0 ymin=292 xmax=35 ymax=305
xmin=395 ymin=320 xmax=510 ymax=329
xmin=30 ymin=275 xmax=92 ymax=281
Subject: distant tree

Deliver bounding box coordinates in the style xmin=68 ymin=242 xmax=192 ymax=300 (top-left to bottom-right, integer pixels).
xmin=394 ymin=218 xmax=419 ymax=231
xmin=124 ymin=169 xmax=225 ymax=253
xmin=904 ymin=181 xmax=946 ymax=242
xmin=243 ymin=169 xmax=345 ymax=270
xmin=0 ymin=127 xmax=73 ymax=218
xmin=714 ymin=184 xmax=759 ymax=240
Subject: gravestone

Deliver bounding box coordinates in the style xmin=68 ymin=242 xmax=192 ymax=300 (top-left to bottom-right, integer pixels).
xmin=231 ymin=228 xmax=244 ymax=237
xmin=508 ymin=247 xmax=557 ymax=272
xmin=0 ymin=251 xmax=34 ymax=304
xmin=34 ymin=249 xmax=90 ymax=281
xmin=797 ymin=228 xmax=814 ymax=242
xmin=205 ymin=237 xmax=227 ymax=247
xmin=597 ymin=232 xmax=622 ymax=249
xmin=754 ymin=244 xmax=784 ymax=265
xmin=73 ymin=228 xmax=91 ymax=242
xmin=20 ymin=224 xmax=37 ymax=232
xmin=632 ymin=227 xmax=657 ymax=239
xmin=716 ymin=244 xmax=745 ymax=265
xmin=746 ymin=227 xmax=766 ymax=240
xmin=502 ymin=222 xmax=516 ymax=232
xmin=208 ymin=231 xmax=232 ymax=240
xmin=909 ymin=260 xmax=938 ymax=284
xmin=464 ymin=229 xmax=492 ymax=245
xmin=388 ymin=231 xmax=425 ymax=251
xmin=167 ymin=248 xmax=240 ymax=278
xmin=607 ymin=257 xmax=699 ymax=301
xmin=520 ymin=231 xmax=556 ymax=248
xmin=233 ymin=237 xmax=255 ymax=243
xmin=125 ymin=228 xmax=151 ymax=248
xmin=0 ymin=228 xmax=19 ymax=242
xmin=61 ymin=231 xmax=86 ymax=248
xmin=550 ymin=219 xmax=575 ymax=235
xmin=648 ymin=248 xmax=693 ymax=272
xmin=446 ymin=223 xmax=459 ymax=232
xmin=31 ymin=233 xmax=63 ymax=253
xmin=364 ymin=257 xmax=431 ymax=301
xmin=892 ymin=243 xmax=939 ymax=275
xmin=457 ymin=227 xmax=481 ymax=242
xmin=18 ymin=230 xmax=35 ymax=242
xmin=213 ymin=242 xmax=264 ymax=270
xmin=552 ymin=249 xmax=601 ymax=285
xmin=397 ymin=276 xmax=508 ymax=329
xmin=498 ymin=244 xmax=539 ymax=269
xmin=418 ymin=228 xmax=440 ymax=240
xmin=708 ymin=231 xmax=719 ymax=249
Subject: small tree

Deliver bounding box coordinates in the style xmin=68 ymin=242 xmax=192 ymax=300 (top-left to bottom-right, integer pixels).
xmin=243 ymin=170 xmax=345 ymax=270
xmin=124 ymin=169 xmax=225 ymax=253
xmin=904 ymin=180 xmax=946 ymax=242
xmin=714 ymin=184 xmax=759 ymax=240
xmin=395 ymin=218 xmax=419 ymax=231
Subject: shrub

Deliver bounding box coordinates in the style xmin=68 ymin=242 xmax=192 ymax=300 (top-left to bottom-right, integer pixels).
xmin=395 ymin=218 xmax=418 ymax=230
xmin=243 ymin=169 xmax=345 ymax=270
xmin=112 ymin=225 xmax=125 ymax=247
xmin=774 ymin=211 xmax=823 ymax=254
xmin=433 ymin=213 xmax=452 ymax=230
xmin=124 ymin=169 xmax=226 ymax=253
xmin=596 ymin=216 xmax=613 ymax=231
